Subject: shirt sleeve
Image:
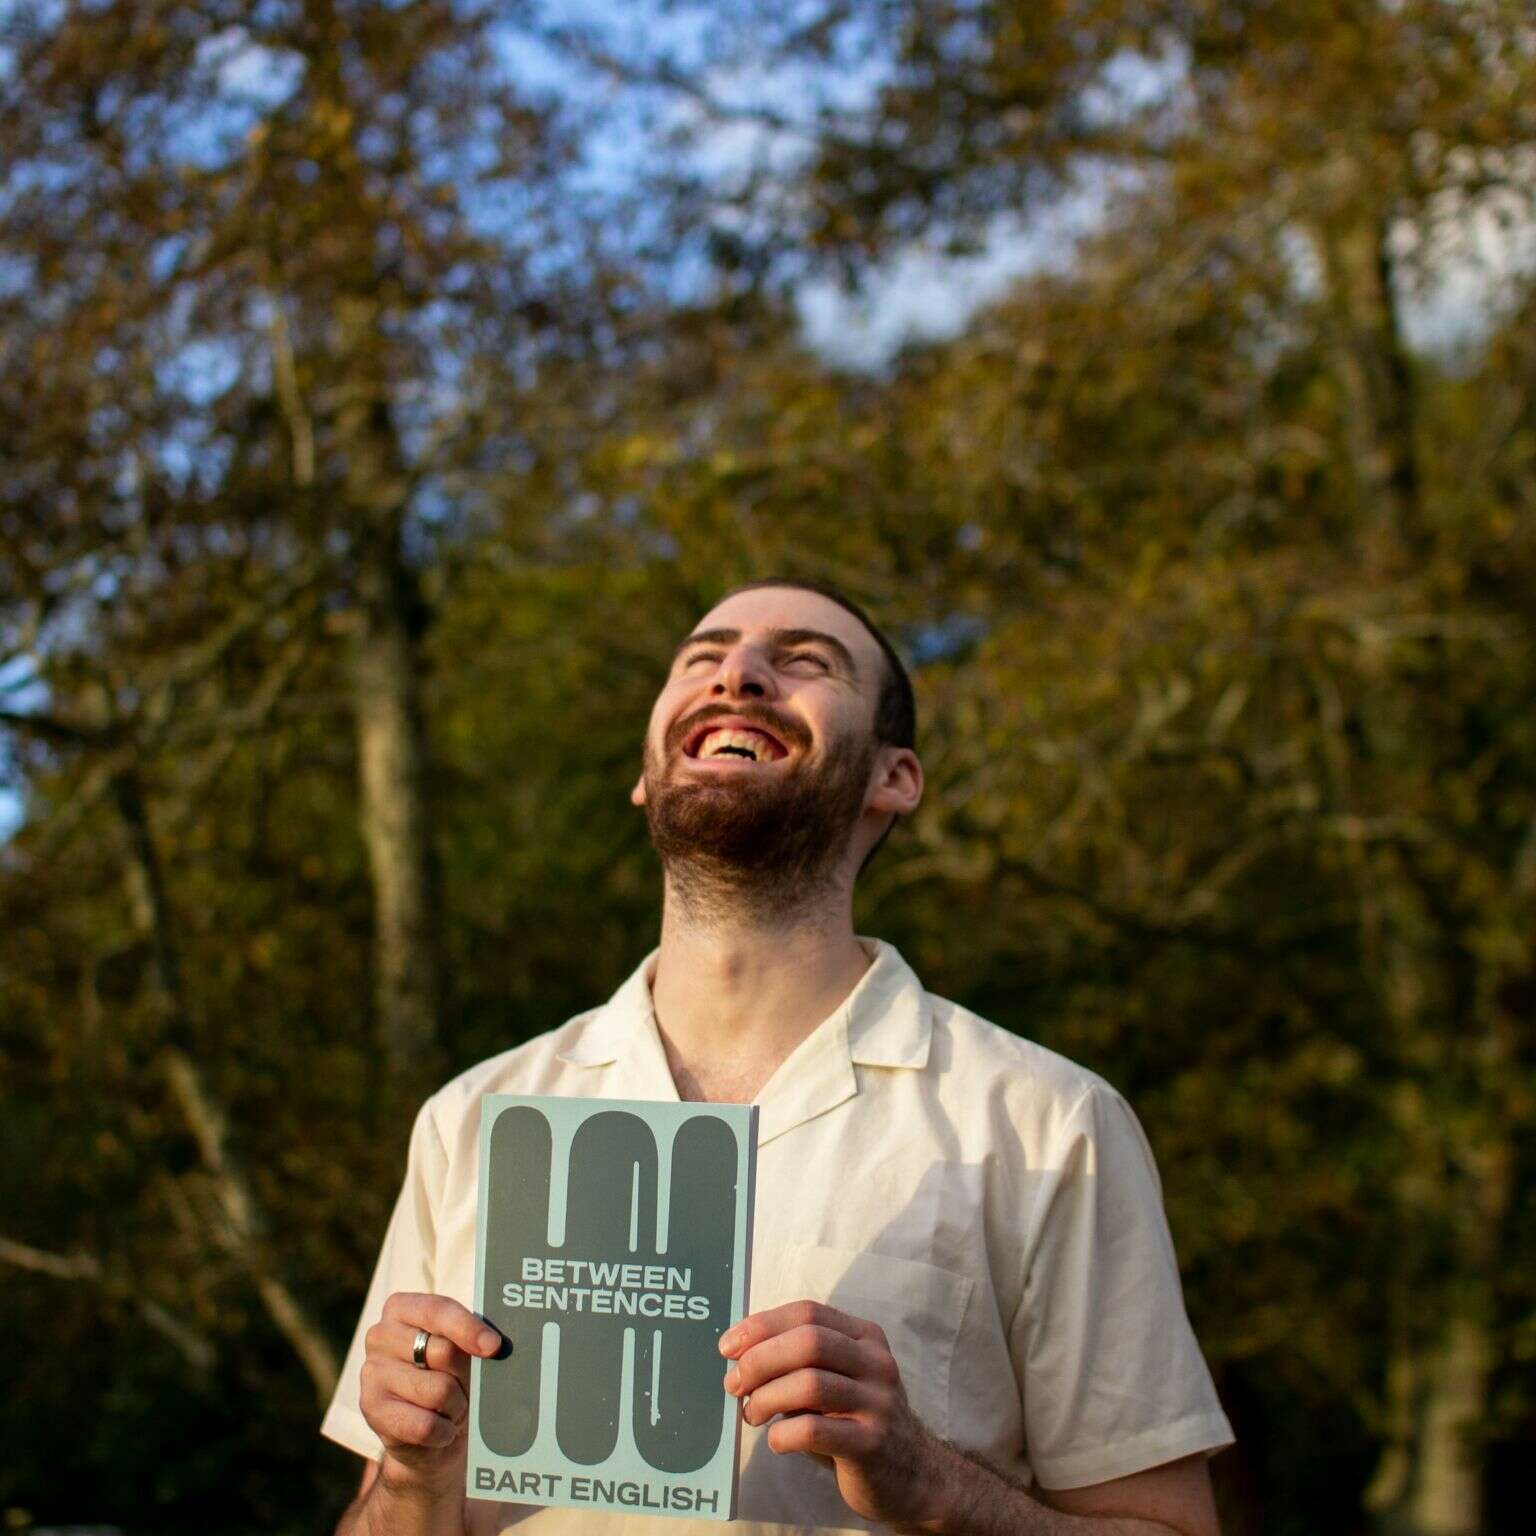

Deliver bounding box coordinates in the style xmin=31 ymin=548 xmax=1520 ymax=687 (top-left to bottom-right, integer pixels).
xmin=1011 ymin=1083 xmax=1235 ymax=1490
xmin=320 ymin=1095 xmax=449 ymax=1462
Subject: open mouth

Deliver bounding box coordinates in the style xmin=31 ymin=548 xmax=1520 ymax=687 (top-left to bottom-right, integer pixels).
xmin=681 ymin=719 xmax=792 ymax=764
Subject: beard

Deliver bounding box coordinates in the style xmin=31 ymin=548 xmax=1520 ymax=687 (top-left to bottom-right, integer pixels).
xmin=641 ymin=711 xmax=879 ymax=924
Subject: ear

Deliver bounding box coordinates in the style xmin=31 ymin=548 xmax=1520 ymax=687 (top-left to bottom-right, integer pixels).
xmin=630 ymin=771 xmax=647 ymax=807
xmin=867 ymin=747 xmax=922 ymax=819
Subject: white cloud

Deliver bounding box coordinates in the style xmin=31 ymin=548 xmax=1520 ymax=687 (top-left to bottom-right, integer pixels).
xmin=193 ymin=26 xmax=306 ymax=110
xmin=795 ymin=172 xmax=1125 ymax=370
xmin=1396 ymin=176 xmax=1536 ymax=355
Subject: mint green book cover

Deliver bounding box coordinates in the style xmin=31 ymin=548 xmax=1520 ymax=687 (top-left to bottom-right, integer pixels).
xmin=467 ymin=1095 xmax=759 ymax=1520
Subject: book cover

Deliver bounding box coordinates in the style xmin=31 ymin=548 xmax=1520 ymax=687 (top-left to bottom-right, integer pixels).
xmin=467 ymin=1094 xmax=758 ymax=1520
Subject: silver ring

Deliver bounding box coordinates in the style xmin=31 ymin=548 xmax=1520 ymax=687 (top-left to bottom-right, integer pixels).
xmin=412 ymin=1328 xmax=431 ymax=1369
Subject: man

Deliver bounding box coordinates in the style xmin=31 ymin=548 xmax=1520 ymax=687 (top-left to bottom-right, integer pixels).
xmin=323 ymin=578 xmax=1234 ymax=1536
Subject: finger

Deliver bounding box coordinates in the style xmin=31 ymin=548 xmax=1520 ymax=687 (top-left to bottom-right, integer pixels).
xmin=371 ymin=1391 xmax=464 ymax=1451
xmin=366 ymin=1357 xmax=470 ymax=1424
xmin=368 ymin=1319 xmax=475 ymax=1386
xmin=719 ymin=1300 xmax=881 ymax=1359
xmin=726 ymin=1323 xmax=872 ymax=1396
xmin=383 ymin=1291 xmax=503 ymax=1358
xmin=739 ymin=1367 xmax=870 ymax=1427
xmin=766 ymin=1413 xmax=876 ymax=1460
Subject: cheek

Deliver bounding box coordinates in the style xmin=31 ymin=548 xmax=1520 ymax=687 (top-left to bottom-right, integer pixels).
xmin=649 ymin=701 xmax=685 ymax=760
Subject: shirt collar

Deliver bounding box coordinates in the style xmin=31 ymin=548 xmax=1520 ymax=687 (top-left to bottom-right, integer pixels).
xmin=556 ymin=935 xmax=932 ymax=1144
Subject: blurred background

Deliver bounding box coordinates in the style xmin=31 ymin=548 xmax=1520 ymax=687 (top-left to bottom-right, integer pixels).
xmin=2 ymin=2 xmax=1534 ymax=1533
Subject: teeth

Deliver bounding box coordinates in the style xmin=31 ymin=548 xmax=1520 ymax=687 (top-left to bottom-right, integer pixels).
xmin=698 ymin=728 xmax=780 ymax=761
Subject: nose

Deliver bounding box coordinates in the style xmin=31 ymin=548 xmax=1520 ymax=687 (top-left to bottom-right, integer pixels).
xmin=710 ymin=640 xmax=776 ymax=701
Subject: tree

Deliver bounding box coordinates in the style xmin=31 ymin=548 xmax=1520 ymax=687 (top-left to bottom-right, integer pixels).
xmin=0 ymin=1 xmax=597 ymax=1523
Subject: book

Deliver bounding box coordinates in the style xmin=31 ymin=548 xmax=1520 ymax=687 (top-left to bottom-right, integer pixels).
xmin=467 ymin=1094 xmax=759 ymax=1520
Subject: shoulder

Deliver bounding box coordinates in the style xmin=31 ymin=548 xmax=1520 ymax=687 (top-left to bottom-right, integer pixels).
xmin=928 ymin=990 xmax=1111 ymax=1097
xmin=927 ymin=989 xmax=1119 ymax=1110
xmin=923 ymin=989 xmax=1150 ymax=1168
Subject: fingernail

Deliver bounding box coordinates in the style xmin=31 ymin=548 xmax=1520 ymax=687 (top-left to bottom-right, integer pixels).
xmin=480 ymin=1328 xmax=500 ymax=1354
xmin=723 ymin=1366 xmax=739 ymax=1393
xmin=719 ymin=1328 xmax=740 ymax=1354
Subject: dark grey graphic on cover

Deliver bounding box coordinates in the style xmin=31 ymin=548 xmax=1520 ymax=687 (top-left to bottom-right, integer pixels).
xmin=479 ymin=1104 xmax=741 ymax=1474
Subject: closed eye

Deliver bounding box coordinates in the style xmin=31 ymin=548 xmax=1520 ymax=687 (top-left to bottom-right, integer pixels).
xmin=680 ymin=649 xmax=829 ymax=670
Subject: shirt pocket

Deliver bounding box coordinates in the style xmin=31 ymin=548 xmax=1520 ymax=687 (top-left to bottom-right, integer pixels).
xmin=766 ymin=1242 xmax=974 ymax=1440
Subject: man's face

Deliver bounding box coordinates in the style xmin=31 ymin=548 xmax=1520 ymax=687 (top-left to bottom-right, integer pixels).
xmin=631 ymin=587 xmax=894 ymax=899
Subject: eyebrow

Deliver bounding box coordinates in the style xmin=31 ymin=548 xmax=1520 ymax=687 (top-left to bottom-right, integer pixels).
xmin=673 ymin=627 xmax=858 ymax=678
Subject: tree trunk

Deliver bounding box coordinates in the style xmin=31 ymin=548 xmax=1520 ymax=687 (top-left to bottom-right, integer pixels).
xmin=1369 ymin=1314 xmax=1494 ymax=1536
xmin=350 ymin=503 xmax=447 ymax=1096
xmin=1412 ymin=1315 xmax=1493 ymax=1536
xmin=1308 ymin=163 xmax=1425 ymax=567
xmin=1363 ymin=923 xmax=1513 ymax=1536
xmin=295 ymin=0 xmax=449 ymax=1110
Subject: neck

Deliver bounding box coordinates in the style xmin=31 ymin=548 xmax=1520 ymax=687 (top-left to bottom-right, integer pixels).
xmin=649 ymin=873 xmax=874 ymax=1102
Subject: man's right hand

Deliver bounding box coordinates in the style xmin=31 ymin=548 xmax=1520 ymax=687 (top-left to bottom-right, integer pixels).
xmin=360 ymin=1291 xmax=504 ymax=1495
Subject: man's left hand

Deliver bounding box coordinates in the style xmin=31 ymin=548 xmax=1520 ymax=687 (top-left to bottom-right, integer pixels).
xmin=721 ymin=1299 xmax=950 ymax=1531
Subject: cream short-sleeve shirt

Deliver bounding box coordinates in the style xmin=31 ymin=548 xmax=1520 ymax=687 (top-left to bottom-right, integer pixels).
xmin=321 ymin=937 xmax=1234 ymax=1532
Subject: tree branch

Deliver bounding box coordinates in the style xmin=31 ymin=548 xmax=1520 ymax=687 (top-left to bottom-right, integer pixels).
xmin=0 ymin=1232 xmax=216 ymax=1373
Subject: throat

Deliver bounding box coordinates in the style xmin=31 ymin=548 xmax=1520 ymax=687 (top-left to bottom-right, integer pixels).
xmin=663 ymin=1047 xmax=780 ymax=1105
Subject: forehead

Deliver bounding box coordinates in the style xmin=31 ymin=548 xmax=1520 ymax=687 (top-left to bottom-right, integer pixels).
xmin=689 ymin=587 xmax=884 ymax=684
